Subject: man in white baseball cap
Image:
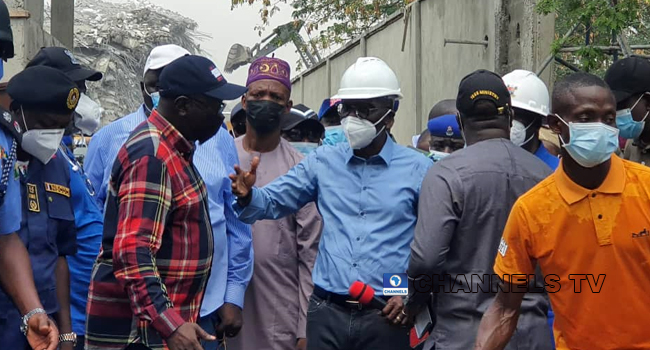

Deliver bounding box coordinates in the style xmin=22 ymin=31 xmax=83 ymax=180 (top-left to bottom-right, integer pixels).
xmin=84 ymin=44 xmax=255 ymax=350
xmin=85 ymin=44 xmax=190 ymax=204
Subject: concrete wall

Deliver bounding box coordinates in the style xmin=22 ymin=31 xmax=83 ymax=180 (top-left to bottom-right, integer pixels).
xmin=290 ymin=0 xmax=555 ymax=145
xmin=2 ymin=0 xmax=67 ymax=83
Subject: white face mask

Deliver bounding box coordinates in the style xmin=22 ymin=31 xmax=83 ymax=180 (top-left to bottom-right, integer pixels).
xmin=341 ymin=110 xmax=390 ymax=150
xmin=20 ymin=107 xmax=65 ymax=164
xmin=74 ymin=93 xmax=102 ymax=135
xmin=510 ymin=120 xmax=534 ymax=146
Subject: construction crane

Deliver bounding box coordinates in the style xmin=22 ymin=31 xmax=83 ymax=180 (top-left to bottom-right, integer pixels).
xmin=224 ymin=20 xmax=322 ymax=73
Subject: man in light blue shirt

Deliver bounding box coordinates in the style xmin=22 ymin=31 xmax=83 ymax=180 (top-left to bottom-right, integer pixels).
xmin=83 ymin=44 xmax=253 ymax=346
xmin=230 ymin=57 xmax=432 ymax=350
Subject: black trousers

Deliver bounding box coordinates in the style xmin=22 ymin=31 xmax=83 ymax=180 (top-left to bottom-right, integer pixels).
xmin=306 ymin=294 xmax=410 ymax=350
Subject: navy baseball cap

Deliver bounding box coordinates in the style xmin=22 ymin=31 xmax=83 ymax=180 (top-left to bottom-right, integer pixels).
xmin=27 ymin=47 xmax=102 ymax=82
xmin=8 ymin=66 xmax=79 ymax=113
xmin=604 ymin=56 xmax=650 ymax=103
xmin=158 ymin=55 xmax=247 ymax=101
xmin=457 ymin=69 xmax=510 ymax=116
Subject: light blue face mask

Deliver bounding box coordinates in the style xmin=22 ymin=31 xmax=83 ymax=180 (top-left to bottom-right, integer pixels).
xmin=145 ymin=88 xmax=160 ymax=110
xmin=556 ymin=114 xmax=620 ymax=168
xmin=291 ymin=142 xmax=318 ymax=156
xmin=429 ymin=150 xmax=450 ymax=162
xmin=322 ymin=125 xmax=347 ymax=146
xmin=616 ymin=93 xmax=648 ymax=140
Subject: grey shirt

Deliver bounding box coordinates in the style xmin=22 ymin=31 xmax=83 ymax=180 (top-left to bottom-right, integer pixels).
xmin=408 ymin=138 xmax=553 ymax=350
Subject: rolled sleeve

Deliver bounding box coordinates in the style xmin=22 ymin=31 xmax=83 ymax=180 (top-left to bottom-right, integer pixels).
xmin=493 ymin=200 xmax=536 ymax=284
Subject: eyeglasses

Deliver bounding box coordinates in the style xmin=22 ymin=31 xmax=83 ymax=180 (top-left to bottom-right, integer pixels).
xmin=283 ymin=127 xmax=323 ymax=143
xmin=192 ymin=98 xmax=226 ymax=115
xmin=337 ymin=103 xmax=390 ymax=119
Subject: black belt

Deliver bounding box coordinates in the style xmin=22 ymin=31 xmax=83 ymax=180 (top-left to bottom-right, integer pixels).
xmin=313 ymin=285 xmax=390 ymax=310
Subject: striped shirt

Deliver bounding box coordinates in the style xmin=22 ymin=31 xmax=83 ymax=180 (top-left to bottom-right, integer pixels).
xmin=84 ymin=105 xmax=253 ymax=313
xmin=85 ymin=111 xmax=214 ymax=350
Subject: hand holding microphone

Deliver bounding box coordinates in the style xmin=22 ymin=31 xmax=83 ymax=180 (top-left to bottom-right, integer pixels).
xmin=348 ymin=281 xmax=410 ymax=326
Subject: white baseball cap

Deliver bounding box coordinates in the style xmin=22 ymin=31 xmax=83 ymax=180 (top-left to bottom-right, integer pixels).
xmin=143 ymin=44 xmax=190 ymax=76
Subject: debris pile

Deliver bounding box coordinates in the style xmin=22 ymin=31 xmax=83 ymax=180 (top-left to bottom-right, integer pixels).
xmin=45 ymin=0 xmax=208 ymax=124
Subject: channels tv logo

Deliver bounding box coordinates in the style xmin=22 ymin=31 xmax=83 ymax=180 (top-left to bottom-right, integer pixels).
xmin=383 ymin=273 xmax=408 ymax=296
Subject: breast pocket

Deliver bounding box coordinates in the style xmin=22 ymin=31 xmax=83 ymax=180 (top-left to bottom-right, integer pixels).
xmin=44 ymin=186 xmax=75 ymax=251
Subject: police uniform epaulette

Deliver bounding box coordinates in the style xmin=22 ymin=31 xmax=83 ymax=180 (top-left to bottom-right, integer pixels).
xmin=0 ymin=107 xmax=22 ymax=140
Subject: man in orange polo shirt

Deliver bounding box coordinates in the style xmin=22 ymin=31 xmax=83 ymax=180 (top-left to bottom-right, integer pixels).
xmin=474 ymin=72 xmax=650 ymax=350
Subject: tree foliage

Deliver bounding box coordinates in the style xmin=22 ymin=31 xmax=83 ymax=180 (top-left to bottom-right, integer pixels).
xmin=231 ymin=0 xmax=412 ymax=65
xmin=537 ymin=0 xmax=650 ymax=79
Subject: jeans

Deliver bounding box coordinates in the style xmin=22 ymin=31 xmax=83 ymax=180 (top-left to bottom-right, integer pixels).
xmin=306 ymin=294 xmax=410 ymax=350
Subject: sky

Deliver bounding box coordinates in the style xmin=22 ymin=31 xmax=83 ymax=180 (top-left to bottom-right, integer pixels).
xmin=146 ymin=0 xmax=301 ymax=87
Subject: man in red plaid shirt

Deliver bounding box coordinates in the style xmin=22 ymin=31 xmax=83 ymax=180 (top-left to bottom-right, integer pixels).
xmin=85 ymin=55 xmax=247 ymax=350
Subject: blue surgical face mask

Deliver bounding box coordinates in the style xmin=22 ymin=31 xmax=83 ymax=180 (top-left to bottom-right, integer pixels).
xmin=144 ymin=88 xmax=160 ymax=110
xmin=429 ymin=150 xmax=449 ymax=162
xmin=616 ymin=93 xmax=648 ymax=140
xmin=556 ymin=114 xmax=620 ymax=168
xmin=322 ymin=125 xmax=347 ymax=146
xmin=291 ymin=142 xmax=318 ymax=156
xmin=0 ymin=60 xmax=4 ymax=81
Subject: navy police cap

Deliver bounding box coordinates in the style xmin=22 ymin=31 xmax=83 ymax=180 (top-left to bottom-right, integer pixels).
xmin=158 ymin=55 xmax=247 ymax=101
xmin=8 ymin=66 xmax=79 ymax=113
xmin=428 ymin=114 xmax=462 ymax=139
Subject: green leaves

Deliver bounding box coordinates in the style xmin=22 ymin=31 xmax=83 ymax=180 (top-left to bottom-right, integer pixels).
xmin=537 ymin=0 xmax=649 ymax=76
xmin=232 ymin=0 xmax=403 ymax=68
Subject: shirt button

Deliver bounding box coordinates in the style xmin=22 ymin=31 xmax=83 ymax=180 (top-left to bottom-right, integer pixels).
xmin=362 ymin=186 xmax=368 ymax=190
xmin=591 ymin=193 xmax=596 ymax=198
xmin=353 ymin=263 xmax=358 ymax=267
xmin=360 ymin=211 xmax=365 ymax=217
xmin=598 ymin=214 xmax=603 ymax=219
xmin=356 ymin=237 xmax=361 ymax=241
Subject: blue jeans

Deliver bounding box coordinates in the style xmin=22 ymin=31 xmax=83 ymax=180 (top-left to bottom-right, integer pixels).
xmin=198 ymin=309 xmax=226 ymax=350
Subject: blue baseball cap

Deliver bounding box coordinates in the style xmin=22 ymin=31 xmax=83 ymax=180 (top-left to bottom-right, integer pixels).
xmin=318 ymin=98 xmax=341 ymax=120
xmin=427 ymin=114 xmax=462 ymax=139
xmin=158 ymin=55 xmax=247 ymax=101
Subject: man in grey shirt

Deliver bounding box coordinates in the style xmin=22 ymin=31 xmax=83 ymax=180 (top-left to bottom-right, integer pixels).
xmin=405 ymin=70 xmax=553 ymax=350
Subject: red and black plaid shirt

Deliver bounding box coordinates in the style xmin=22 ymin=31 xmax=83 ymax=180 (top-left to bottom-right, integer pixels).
xmin=86 ymin=111 xmax=214 ymax=350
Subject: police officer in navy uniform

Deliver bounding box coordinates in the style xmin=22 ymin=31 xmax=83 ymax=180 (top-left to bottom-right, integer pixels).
xmin=27 ymin=46 xmax=105 ymax=350
xmin=0 ymin=1 xmax=61 ymax=349
xmin=0 ymin=65 xmax=79 ymax=350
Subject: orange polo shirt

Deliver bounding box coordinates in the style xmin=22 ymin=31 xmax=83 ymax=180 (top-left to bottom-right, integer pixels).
xmin=494 ymin=155 xmax=650 ymax=350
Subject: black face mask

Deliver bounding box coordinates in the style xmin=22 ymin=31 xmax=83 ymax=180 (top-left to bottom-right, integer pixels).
xmin=246 ymin=100 xmax=285 ymax=134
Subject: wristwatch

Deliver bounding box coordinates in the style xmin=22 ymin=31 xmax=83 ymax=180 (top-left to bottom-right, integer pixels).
xmin=59 ymin=332 xmax=77 ymax=346
xmin=20 ymin=308 xmax=47 ymax=336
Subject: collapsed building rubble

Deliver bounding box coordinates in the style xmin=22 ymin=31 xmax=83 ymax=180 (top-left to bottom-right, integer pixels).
xmin=45 ymin=0 xmax=208 ymax=125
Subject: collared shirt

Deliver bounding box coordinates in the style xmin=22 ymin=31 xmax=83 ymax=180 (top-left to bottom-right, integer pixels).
xmin=495 ymin=154 xmax=650 ymax=350
xmin=86 ymin=111 xmax=214 ymax=350
xmin=0 ymin=127 xmax=20 ymax=234
xmin=84 ymin=105 xmax=253 ymax=313
xmin=534 ymin=144 xmax=560 ymax=170
xmin=623 ymin=139 xmax=650 ymax=166
xmin=236 ymin=136 xmax=432 ymax=294
xmin=58 ymin=145 xmax=103 ymax=336
xmin=85 ymin=105 xmax=148 ymax=208
xmin=408 ymin=138 xmax=553 ymax=350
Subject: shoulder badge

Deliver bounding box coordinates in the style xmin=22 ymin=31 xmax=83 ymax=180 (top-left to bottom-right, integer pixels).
xmin=13 ymin=121 xmax=21 ymax=133
xmin=2 ymin=111 xmax=11 ymax=124
xmin=67 ymin=88 xmax=80 ymax=110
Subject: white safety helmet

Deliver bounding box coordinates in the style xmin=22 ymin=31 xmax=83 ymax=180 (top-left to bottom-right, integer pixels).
xmin=502 ymin=69 xmax=549 ymax=116
xmin=332 ymin=57 xmax=403 ymax=100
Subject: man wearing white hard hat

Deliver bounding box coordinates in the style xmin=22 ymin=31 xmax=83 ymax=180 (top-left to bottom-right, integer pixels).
xmin=84 ymin=45 xmax=254 ymax=347
xmin=503 ymin=69 xmax=560 ymax=170
xmin=229 ymin=57 xmax=432 ymax=350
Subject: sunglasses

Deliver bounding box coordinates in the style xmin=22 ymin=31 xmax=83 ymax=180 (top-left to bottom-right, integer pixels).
xmin=337 ymin=103 xmax=390 ymax=119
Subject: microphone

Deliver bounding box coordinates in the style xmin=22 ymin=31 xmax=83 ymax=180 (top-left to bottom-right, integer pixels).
xmin=348 ymin=281 xmax=387 ymax=310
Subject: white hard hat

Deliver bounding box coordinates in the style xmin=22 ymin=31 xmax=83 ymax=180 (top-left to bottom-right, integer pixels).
xmin=502 ymin=69 xmax=549 ymax=116
xmin=332 ymin=57 xmax=403 ymax=100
